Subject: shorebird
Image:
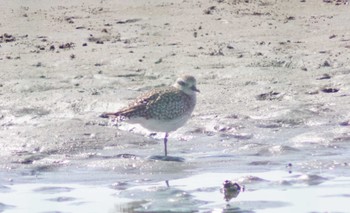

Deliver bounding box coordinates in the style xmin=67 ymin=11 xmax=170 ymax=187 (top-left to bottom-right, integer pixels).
xmin=100 ymin=75 xmax=199 ymax=157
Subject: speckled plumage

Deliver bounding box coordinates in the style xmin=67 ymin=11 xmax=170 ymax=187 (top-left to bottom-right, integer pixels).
xmin=100 ymin=75 xmax=199 ymax=157
xmin=118 ymin=86 xmax=196 ymax=121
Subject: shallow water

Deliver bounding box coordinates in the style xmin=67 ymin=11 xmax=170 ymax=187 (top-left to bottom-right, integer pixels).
xmin=1 ymin=171 xmax=350 ymax=212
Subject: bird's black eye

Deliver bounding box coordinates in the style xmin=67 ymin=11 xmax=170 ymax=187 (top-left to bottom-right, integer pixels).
xmin=178 ymin=80 xmax=186 ymax=86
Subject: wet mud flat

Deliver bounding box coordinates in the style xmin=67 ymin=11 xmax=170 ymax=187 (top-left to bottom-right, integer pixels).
xmin=1 ymin=0 xmax=350 ymax=212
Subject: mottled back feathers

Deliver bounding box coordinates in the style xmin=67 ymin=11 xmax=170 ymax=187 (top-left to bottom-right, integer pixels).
xmin=117 ymin=86 xmax=196 ymax=120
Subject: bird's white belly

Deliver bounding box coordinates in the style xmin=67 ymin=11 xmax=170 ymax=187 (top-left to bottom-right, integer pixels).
xmin=127 ymin=114 xmax=192 ymax=132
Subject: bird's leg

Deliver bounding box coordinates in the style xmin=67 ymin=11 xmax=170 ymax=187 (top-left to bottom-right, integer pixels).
xmin=164 ymin=132 xmax=169 ymax=157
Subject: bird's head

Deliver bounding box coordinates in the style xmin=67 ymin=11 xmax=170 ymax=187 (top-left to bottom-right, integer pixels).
xmin=173 ymin=75 xmax=200 ymax=95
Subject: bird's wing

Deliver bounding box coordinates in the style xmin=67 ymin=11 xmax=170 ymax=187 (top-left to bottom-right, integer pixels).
xmin=100 ymin=88 xmax=169 ymax=119
xmin=100 ymin=87 xmax=191 ymax=120
xmin=121 ymin=88 xmax=171 ymax=118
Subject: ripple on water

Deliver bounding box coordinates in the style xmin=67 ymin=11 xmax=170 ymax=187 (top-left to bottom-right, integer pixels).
xmin=0 ymin=202 xmax=15 ymax=211
xmin=0 ymin=185 xmax=11 ymax=193
xmin=119 ymin=184 xmax=206 ymax=212
xmin=290 ymin=132 xmax=327 ymax=145
xmin=236 ymin=175 xmax=269 ymax=184
xmin=323 ymin=193 xmax=350 ymax=198
xmin=333 ymin=132 xmax=350 ymax=142
xmin=299 ymin=159 xmax=350 ymax=174
xmin=297 ymin=174 xmax=329 ymax=186
xmin=12 ymin=107 xmax=50 ymax=117
xmin=110 ymin=181 xmax=129 ymax=190
xmin=33 ymin=186 xmax=74 ymax=194
xmin=219 ymin=132 xmax=253 ymax=140
xmin=248 ymin=160 xmax=275 ymax=166
xmin=256 ymin=145 xmax=300 ymax=156
xmin=46 ymin=196 xmax=76 ymax=202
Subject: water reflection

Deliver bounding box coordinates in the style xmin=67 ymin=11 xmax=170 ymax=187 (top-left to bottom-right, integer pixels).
xmin=116 ymin=179 xmax=205 ymax=212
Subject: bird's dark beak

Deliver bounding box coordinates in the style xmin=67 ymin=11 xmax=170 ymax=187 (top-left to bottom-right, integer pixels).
xmin=191 ymin=86 xmax=200 ymax=93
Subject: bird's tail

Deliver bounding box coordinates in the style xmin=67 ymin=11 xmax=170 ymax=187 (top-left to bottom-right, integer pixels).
xmin=99 ymin=112 xmax=121 ymax=118
xmin=100 ymin=106 xmax=139 ymax=120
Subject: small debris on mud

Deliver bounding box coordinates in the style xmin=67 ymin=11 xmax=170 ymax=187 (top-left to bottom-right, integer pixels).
xmin=59 ymin=42 xmax=75 ymax=49
xmin=203 ymin=6 xmax=216 ymax=15
xmin=256 ymin=91 xmax=283 ymax=101
xmin=321 ymin=87 xmax=339 ymax=93
xmin=316 ymin=74 xmax=331 ymax=80
xmin=116 ymin=18 xmax=141 ymax=24
xmin=0 ymin=33 xmax=16 ymax=43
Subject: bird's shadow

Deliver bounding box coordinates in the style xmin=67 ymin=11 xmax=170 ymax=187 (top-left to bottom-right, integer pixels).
xmin=148 ymin=155 xmax=185 ymax=162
